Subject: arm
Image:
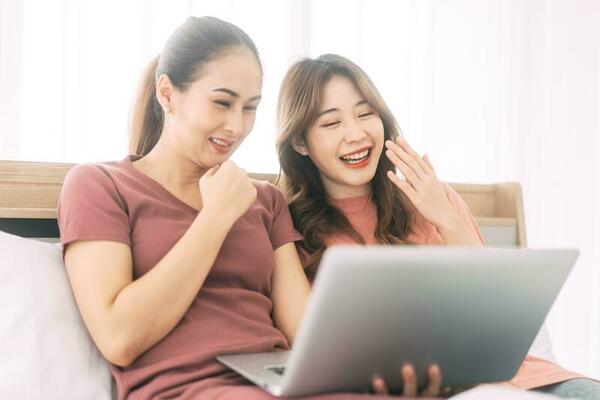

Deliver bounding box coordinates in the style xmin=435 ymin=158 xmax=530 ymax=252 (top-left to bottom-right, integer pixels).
xmin=65 ymin=208 xmax=232 ymax=367
xmin=64 ymin=161 xmax=256 ymax=367
xmin=270 ymin=242 xmax=311 ymax=345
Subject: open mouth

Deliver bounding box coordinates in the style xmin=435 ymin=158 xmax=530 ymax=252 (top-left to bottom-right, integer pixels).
xmin=209 ymin=137 xmax=234 ymax=153
xmin=339 ymin=148 xmax=371 ymax=166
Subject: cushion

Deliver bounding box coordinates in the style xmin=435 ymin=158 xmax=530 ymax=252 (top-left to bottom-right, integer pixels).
xmin=0 ymin=230 xmax=112 ymax=399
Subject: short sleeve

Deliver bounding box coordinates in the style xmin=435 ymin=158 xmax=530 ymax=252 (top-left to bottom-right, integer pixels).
xmin=444 ymin=183 xmax=486 ymax=245
xmin=58 ymin=164 xmax=131 ymax=250
xmin=264 ymin=183 xmax=302 ymax=251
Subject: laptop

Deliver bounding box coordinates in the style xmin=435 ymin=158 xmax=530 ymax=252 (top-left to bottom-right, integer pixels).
xmin=217 ymin=246 xmax=578 ymax=397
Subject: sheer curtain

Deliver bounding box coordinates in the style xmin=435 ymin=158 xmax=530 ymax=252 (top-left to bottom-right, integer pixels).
xmin=1 ymin=0 xmax=598 ymax=379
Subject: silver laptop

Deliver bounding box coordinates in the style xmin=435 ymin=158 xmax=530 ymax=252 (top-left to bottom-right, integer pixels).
xmin=217 ymin=246 xmax=577 ymax=397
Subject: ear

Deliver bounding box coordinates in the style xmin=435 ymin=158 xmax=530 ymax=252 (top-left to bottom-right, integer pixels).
xmin=156 ymin=74 xmax=175 ymax=113
xmin=292 ymin=138 xmax=309 ymax=156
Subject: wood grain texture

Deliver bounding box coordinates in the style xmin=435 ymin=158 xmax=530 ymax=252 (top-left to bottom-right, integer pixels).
xmin=0 ymin=160 xmax=527 ymax=246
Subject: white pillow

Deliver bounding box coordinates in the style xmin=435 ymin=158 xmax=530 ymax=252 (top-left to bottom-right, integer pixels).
xmin=0 ymin=230 xmax=112 ymax=400
xmin=529 ymin=322 xmax=557 ymax=363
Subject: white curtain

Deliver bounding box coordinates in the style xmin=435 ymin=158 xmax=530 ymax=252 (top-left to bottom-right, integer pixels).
xmin=1 ymin=0 xmax=598 ymax=379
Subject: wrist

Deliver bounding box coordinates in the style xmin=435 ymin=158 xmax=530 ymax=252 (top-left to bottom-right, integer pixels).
xmin=195 ymin=203 xmax=236 ymax=234
xmin=435 ymin=212 xmax=463 ymax=235
xmin=436 ymin=213 xmax=481 ymax=246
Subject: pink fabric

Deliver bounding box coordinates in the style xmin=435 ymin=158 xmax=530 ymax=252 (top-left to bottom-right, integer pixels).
xmin=57 ymin=157 xmax=311 ymax=399
xmin=323 ymin=184 xmax=582 ymax=390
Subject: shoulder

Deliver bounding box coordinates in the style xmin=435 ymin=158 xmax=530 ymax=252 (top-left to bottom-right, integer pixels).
xmin=60 ymin=160 xmax=130 ymax=209
xmin=63 ymin=161 xmax=131 ymax=192
xmin=252 ymin=180 xmax=285 ymax=203
xmin=250 ymin=180 xmax=290 ymax=218
xmin=63 ymin=162 xmax=118 ymax=191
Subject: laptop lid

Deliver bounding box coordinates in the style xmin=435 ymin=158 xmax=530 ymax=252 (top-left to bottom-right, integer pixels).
xmin=279 ymin=246 xmax=577 ymax=397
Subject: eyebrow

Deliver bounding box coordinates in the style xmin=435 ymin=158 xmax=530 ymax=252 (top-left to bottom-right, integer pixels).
xmin=212 ymin=88 xmax=262 ymax=102
xmin=316 ymin=100 xmax=368 ymax=118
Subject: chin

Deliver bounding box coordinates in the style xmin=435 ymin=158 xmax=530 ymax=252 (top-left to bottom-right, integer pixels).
xmin=341 ymin=174 xmax=374 ymax=188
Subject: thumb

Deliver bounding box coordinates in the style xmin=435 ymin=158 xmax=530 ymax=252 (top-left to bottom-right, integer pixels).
xmin=204 ymin=164 xmax=220 ymax=178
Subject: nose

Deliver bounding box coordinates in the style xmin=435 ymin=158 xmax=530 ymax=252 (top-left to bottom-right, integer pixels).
xmin=343 ymin=119 xmax=367 ymax=144
xmin=224 ymin=109 xmax=245 ymax=136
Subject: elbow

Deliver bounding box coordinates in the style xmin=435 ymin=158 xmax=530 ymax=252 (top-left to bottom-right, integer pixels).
xmin=105 ymin=350 xmax=136 ymax=368
xmin=97 ymin=334 xmax=139 ymax=368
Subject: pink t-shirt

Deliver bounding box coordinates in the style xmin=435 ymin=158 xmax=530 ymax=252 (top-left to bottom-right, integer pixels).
xmin=58 ymin=156 xmax=304 ymax=399
xmin=58 ymin=156 xmax=420 ymax=400
xmin=322 ymin=184 xmax=582 ymax=390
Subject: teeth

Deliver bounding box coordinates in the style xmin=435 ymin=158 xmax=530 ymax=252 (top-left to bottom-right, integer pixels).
xmin=341 ymin=149 xmax=369 ymax=162
xmin=210 ymin=137 xmax=231 ymax=147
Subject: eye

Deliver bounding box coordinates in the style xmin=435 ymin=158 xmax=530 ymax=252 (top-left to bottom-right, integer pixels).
xmin=358 ymin=112 xmax=374 ymax=119
xmin=321 ymin=121 xmax=340 ymax=128
xmin=214 ymin=100 xmax=230 ymax=108
xmin=243 ymin=105 xmax=258 ymax=112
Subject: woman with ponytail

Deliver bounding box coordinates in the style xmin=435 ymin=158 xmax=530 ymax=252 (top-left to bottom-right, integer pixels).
xmin=57 ymin=17 xmax=439 ymax=400
xmin=57 ymin=16 xmax=307 ymax=400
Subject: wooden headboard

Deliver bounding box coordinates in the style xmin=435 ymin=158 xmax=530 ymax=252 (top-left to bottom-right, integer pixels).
xmin=0 ymin=159 xmax=527 ymax=246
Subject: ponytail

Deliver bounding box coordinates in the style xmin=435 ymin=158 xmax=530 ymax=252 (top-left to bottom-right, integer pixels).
xmin=128 ymin=16 xmax=261 ymax=156
xmin=129 ymin=55 xmax=163 ymax=155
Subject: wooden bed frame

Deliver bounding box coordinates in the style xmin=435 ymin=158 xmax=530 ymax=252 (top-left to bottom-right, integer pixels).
xmin=0 ymin=159 xmax=527 ymax=246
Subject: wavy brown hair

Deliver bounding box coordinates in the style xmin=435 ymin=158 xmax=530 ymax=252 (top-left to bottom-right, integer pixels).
xmin=276 ymin=54 xmax=416 ymax=277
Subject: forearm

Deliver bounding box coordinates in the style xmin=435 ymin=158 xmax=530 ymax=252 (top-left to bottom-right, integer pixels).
xmin=271 ymin=243 xmax=311 ymax=346
xmin=106 ymin=209 xmax=232 ymax=365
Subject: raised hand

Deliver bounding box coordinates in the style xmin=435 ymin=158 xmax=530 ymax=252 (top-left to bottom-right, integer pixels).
xmin=384 ymin=137 xmax=459 ymax=231
xmin=199 ymin=160 xmax=257 ymax=226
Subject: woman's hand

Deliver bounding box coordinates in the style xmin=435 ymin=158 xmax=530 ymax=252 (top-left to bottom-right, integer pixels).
xmin=199 ymin=160 xmax=257 ymax=226
xmin=384 ymin=137 xmax=460 ymax=232
xmin=384 ymin=137 xmax=483 ymax=246
xmin=371 ymin=364 xmax=446 ymax=397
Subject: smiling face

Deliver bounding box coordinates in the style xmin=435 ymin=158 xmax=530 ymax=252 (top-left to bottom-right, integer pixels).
xmin=302 ymin=74 xmax=385 ymax=198
xmin=160 ymin=48 xmax=263 ymax=168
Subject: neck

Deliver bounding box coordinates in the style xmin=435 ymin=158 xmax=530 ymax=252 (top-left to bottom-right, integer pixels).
xmin=323 ymin=179 xmax=371 ymax=200
xmin=133 ymin=138 xmax=208 ymax=190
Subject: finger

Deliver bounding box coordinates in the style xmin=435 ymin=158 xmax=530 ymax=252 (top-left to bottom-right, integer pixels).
xmin=386 ymin=140 xmax=426 ymax=180
xmin=420 ymin=364 xmax=443 ymax=396
xmin=385 ymin=149 xmax=421 ymax=190
xmin=401 ymin=364 xmax=417 ymax=397
xmin=395 ymin=137 xmax=432 ymax=175
xmin=422 ymin=154 xmax=437 ymax=176
xmin=371 ymin=375 xmax=389 ymax=395
xmin=204 ymin=165 xmax=220 ymax=177
xmin=387 ymin=171 xmax=418 ymax=202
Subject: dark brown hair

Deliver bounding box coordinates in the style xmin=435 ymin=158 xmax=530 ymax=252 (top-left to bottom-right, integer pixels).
xmin=276 ymin=54 xmax=415 ymax=277
xmin=129 ymin=16 xmax=261 ymax=156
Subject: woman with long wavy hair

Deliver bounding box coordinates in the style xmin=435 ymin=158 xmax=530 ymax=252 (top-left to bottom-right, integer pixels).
xmin=276 ymin=54 xmax=600 ymax=399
